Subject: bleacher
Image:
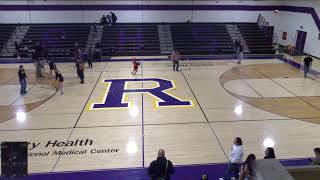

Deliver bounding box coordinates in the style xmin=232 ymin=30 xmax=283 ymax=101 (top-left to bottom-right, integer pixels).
xmin=20 ymin=24 xmax=90 ymax=58
xmin=171 ymin=23 xmax=234 ymax=55
xmin=0 ymin=23 xmax=276 ymax=59
xmin=237 ymin=23 xmax=275 ymax=54
xmin=0 ymin=24 xmax=16 ymax=55
xmin=101 ymin=24 xmax=160 ymax=56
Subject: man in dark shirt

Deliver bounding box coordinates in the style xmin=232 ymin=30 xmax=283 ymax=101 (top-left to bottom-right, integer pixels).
xmin=148 ymin=149 xmax=174 ymax=180
xmin=304 ymin=56 xmax=313 ymax=78
xmin=18 ymin=65 xmax=28 ymax=95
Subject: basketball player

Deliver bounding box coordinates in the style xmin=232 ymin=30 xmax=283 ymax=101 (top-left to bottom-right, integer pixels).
xmin=55 ymin=69 xmax=64 ymax=95
xmin=132 ymin=58 xmax=140 ymax=75
xmin=48 ymin=59 xmax=56 ymax=77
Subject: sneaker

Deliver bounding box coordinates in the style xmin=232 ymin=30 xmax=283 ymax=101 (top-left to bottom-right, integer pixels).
xmin=60 ymin=91 xmax=64 ymax=95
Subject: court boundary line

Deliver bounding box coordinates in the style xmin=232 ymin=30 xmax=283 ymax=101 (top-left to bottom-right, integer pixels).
xmin=0 ymin=118 xmax=303 ymax=132
xmin=0 ymin=73 xmax=19 ymax=88
xmin=241 ymin=79 xmax=263 ymax=97
xmin=220 ymin=60 xmax=320 ymax=123
xmin=51 ymin=62 xmax=108 ymax=172
xmin=180 ymin=70 xmax=229 ymax=161
xmin=255 ymin=68 xmax=320 ymax=116
xmin=24 ymin=157 xmax=311 ymax=177
xmin=141 ymin=60 xmax=145 ymax=168
xmin=9 ymin=83 xmax=37 ymax=105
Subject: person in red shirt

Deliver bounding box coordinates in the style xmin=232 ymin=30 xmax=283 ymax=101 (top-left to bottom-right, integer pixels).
xmin=132 ymin=58 xmax=140 ymax=75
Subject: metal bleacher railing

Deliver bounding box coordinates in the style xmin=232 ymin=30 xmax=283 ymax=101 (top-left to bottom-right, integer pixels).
xmin=257 ymin=13 xmax=278 ymax=46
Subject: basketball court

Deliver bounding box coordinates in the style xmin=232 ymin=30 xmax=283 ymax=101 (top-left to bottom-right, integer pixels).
xmin=0 ymin=56 xmax=320 ymax=174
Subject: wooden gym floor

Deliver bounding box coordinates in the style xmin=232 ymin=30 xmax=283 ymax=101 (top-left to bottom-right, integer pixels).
xmin=0 ymin=57 xmax=319 ymax=174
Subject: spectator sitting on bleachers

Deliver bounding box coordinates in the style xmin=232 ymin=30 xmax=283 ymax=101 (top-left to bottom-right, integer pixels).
xmin=74 ymin=43 xmax=80 ymax=63
xmin=264 ymin=147 xmax=276 ymax=159
xmin=239 ymin=154 xmax=256 ymax=180
xmin=15 ymin=42 xmax=21 ymax=59
xmin=42 ymin=42 xmax=49 ymax=60
xmin=100 ymin=15 xmax=107 ymax=27
xmin=310 ymin=147 xmax=320 ymax=165
xmin=93 ymin=23 xmax=98 ymax=34
xmin=34 ymin=41 xmax=43 ymax=61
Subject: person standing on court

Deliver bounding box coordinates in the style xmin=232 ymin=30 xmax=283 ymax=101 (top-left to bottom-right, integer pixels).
xmin=18 ymin=65 xmax=28 ymax=95
xmin=237 ymin=43 xmax=244 ymax=64
xmin=48 ymin=58 xmax=57 ymax=77
xmin=148 ymin=149 xmax=174 ymax=180
xmin=55 ymin=69 xmax=64 ymax=95
xmin=224 ymin=137 xmax=244 ymax=180
xmin=171 ymin=50 xmax=181 ymax=71
xmin=78 ymin=61 xmax=85 ymax=84
xmin=87 ymin=49 xmax=93 ymax=69
xmin=303 ymin=56 xmax=313 ymax=78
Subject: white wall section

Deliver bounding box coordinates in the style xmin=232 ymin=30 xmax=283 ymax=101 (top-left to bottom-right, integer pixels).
xmin=0 ymin=0 xmax=319 ymax=57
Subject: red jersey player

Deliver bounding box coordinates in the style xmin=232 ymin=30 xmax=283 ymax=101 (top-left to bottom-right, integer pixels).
xmin=131 ymin=58 xmax=140 ymax=75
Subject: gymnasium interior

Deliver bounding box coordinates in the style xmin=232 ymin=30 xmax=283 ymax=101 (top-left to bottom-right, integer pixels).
xmin=0 ymin=0 xmax=320 ymax=179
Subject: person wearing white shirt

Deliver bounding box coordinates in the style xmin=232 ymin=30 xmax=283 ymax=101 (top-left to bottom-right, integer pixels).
xmin=224 ymin=137 xmax=244 ymax=180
